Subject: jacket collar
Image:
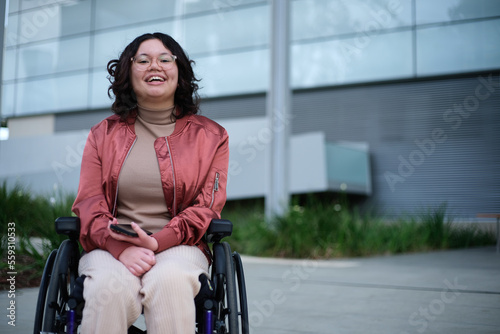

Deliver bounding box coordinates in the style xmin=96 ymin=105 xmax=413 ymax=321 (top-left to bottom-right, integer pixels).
xmin=170 ymin=114 xmax=190 ymax=137
xmin=125 ymin=108 xmax=191 ymax=137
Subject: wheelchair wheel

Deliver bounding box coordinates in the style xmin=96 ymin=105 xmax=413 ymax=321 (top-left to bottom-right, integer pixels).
xmin=233 ymin=252 xmax=249 ymax=334
xmin=40 ymin=239 xmax=80 ymax=333
xmin=223 ymin=242 xmax=239 ymax=333
xmin=211 ymin=241 xmax=238 ymax=333
xmin=33 ymin=249 xmax=57 ymax=334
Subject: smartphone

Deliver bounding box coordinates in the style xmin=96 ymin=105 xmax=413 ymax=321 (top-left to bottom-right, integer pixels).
xmin=110 ymin=224 xmax=153 ymax=237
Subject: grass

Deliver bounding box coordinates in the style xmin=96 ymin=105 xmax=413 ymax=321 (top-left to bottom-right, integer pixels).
xmin=0 ymin=182 xmax=74 ymax=288
xmin=224 ymin=197 xmax=496 ymax=259
xmin=0 ymin=184 xmax=496 ymax=289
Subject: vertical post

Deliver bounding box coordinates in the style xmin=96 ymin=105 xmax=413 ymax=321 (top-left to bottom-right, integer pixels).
xmin=266 ymin=0 xmax=290 ymax=221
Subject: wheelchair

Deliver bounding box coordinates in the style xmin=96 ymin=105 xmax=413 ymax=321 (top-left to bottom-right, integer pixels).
xmin=33 ymin=217 xmax=249 ymax=334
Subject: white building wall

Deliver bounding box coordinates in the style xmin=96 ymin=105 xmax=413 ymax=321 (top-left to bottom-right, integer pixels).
xmin=0 ymin=119 xmax=331 ymax=200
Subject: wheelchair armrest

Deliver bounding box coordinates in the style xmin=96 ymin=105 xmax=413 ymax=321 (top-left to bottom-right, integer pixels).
xmin=206 ymin=219 xmax=232 ymax=243
xmin=55 ymin=216 xmax=80 ymax=240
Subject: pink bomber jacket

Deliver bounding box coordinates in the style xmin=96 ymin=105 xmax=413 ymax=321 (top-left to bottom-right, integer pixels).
xmin=72 ymin=111 xmax=229 ymax=262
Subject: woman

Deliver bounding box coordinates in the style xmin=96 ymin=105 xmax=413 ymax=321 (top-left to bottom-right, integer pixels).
xmin=72 ymin=32 xmax=229 ymax=333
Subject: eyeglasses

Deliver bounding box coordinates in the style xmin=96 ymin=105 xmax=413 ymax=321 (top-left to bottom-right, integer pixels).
xmin=131 ymin=54 xmax=177 ymax=70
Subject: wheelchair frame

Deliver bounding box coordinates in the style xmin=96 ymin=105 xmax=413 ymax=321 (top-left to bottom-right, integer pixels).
xmin=33 ymin=217 xmax=249 ymax=334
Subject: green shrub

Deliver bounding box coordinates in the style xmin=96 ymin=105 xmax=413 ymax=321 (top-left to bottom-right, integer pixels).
xmin=226 ymin=196 xmax=496 ymax=259
xmin=222 ymin=199 xmax=277 ymax=257
xmin=0 ymin=182 xmax=74 ymax=281
xmin=0 ymin=185 xmax=496 ymax=288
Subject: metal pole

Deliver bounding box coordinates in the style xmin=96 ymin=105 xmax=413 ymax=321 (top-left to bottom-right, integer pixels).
xmin=265 ymin=0 xmax=290 ymax=221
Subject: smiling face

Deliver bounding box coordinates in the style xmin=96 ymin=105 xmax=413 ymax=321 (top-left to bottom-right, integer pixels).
xmin=130 ymin=38 xmax=179 ymax=109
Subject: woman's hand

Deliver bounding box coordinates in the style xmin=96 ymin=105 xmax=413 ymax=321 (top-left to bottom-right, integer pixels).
xmin=108 ymin=219 xmax=159 ymax=252
xmin=118 ymin=246 xmax=156 ymax=276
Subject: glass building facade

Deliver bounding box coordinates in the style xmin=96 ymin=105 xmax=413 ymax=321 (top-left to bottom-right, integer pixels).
xmin=1 ymin=0 xmax=500 ymax=219
xmin=2 ymin=0 xmax=500 ymax=117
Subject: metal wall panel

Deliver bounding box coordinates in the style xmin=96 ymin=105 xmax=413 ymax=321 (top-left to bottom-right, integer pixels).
xmin=55 ymin=109 xmax=111 ymax=132
xmin=200 ymin=93 xmax=266 ymax=120
xmin=202 ymin=72 xmax=500 ymax=219
xmin=292 ymin=73 xmax=500 ymax=219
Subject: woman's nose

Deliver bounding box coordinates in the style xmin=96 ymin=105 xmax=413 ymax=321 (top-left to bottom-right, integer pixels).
xmin=148 ymin=58 xmax=161 ymax=70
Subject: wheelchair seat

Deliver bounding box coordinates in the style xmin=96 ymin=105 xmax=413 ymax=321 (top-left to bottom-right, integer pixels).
xmin=34 ymin=217 xmax=249 ymax=334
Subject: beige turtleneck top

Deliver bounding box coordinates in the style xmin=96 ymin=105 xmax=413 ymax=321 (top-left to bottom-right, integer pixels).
xmin=115 ymin=105 xmax=176 ymax=233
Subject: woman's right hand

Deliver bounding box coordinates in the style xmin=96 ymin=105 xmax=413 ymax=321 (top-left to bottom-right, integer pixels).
xmin=118 ymin=246 xmax=156 ymax=276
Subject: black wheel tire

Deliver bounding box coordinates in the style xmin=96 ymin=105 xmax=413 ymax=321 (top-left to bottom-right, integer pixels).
xmin=233 ymin=252 xmax=249 ymax=334
xmin=33 ymin=249 xmax=57 ymax=334
xmin=41 ymin=239 xmax=80 ymax=333
xmin=222 ymin=242 xmax=239 ymax=333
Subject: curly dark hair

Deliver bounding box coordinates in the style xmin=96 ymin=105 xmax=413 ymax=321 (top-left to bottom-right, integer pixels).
xmin=107 ymin=32 xmax=200 ymax=119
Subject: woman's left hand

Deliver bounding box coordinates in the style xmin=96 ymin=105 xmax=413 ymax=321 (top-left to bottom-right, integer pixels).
xmin=108 ymin=219 xmax=159 ymax=252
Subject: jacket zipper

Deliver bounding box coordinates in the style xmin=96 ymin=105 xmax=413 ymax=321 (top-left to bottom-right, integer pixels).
xmin=166 ymin=137 xmax=177 ymax=216
xmin=209 ymin=172 xmax=220 ymax=209
xmin=112 ymin=137 xmax=137 ymax=216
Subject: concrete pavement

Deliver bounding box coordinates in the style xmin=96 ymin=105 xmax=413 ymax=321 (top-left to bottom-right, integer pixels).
xmin=2 ymin=246 xmax=499 ymax=333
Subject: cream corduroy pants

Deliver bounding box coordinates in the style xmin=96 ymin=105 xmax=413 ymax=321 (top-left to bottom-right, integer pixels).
xmin=78 ymin=245 xmax=209 ymax=334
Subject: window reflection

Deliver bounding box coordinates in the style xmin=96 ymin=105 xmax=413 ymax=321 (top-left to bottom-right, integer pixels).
xmin=417 ymin=19 xmax=500 ymax=75
xmin=16 ymin=74 xmax=89 ymax=115
xmin=292 ymin=30 xmax=412 ymax=88
xmin=8 ymin=0 xmax=19 ymax=13
xmin=196 ymin=49 xmax=269 ymax=97
xmin=292 ymin=0 xmax=412 ymax=41
xmin=1 ymin=84 xmax=16 ymax=117
xmin=2 ymin=49 xmax=17 ymax=81
xmin=183 ymin=6 xmax=268 ymax=54
xmin=92 ymin=22 xmax=175 ymax=68
xmin=416 ymin=0 xmax=500 ymax=24
xmin=2 ymin=0 xmax=500 ymax=116
xmin=9 ymin=1 xmax=91 ymax=45
xmin=4 ymin=14 xmax=20 ymax=47
xmin=17 ymin=36 xmax=90 ymax=78
xmin=90 ymin=69 xmax=112 ymax=109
